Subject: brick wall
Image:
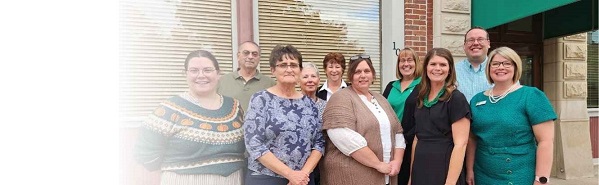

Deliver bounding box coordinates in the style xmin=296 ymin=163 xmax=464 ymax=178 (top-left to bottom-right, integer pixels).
xmin=404 ymin=0 xmax=433 ymax=59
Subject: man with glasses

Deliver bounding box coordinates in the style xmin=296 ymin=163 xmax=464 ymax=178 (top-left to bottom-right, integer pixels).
xmin=455 ymin=27 xmax=494 ymax=102
xmin=218 ymin=41 xmax=276 ymax=111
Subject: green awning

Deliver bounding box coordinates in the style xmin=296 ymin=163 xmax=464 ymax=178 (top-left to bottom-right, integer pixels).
xmin=544 ymin=0 xmax=598 ymax=39
xmin=472 ymin=0 xmax=579 ymax=29
xmin=473 ymin=0 xmax=598 ymax=39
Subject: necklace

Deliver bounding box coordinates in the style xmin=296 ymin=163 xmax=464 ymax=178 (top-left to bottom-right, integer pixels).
xmin=361 ymin=94 xmax=381 ymax=113
xmin=488 ymin=84 xmax=518 ymax=104
xmin=423 ymin=87 xmax=446 ymax=108
xmin=371 ymin=97 xmax=381 ymax=113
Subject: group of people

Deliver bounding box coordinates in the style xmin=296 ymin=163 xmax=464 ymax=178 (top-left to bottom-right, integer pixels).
xmin=134 ymin=27 xmax=557 ymax=185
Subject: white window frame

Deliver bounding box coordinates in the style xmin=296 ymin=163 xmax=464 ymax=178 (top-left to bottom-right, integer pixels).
xmin=381 ymin=0 xmax=405 ymax=90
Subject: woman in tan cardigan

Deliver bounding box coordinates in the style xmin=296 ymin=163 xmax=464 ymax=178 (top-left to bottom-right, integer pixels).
xmin=321 ymin=54 xmax=406 ymax=185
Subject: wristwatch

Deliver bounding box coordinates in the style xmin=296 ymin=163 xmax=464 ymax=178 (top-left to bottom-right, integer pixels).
xmin=535 ymin=176 xmax=549 ymax=184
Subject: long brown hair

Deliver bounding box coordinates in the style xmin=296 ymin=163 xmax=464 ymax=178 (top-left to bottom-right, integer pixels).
xmin=417 ymin=48 xmax=458 ymax=108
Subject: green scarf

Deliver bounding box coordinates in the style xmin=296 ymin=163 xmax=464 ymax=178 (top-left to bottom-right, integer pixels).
xmin=423 ymin=86 xmax=446 ymax=108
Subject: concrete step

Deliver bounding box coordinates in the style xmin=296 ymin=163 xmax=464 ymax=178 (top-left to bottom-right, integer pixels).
xmin=550 ymin=163 xmax=599 ymax=185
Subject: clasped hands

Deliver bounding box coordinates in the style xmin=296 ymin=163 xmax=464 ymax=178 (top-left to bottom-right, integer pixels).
xmin=285 ymin=170 xmax=310 ymax=185
xmin=376 ymin=160 xmax=401 ymax=176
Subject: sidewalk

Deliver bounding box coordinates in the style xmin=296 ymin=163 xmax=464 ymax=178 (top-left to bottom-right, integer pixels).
xmin=551 ymin=165 xmax=598 ymax=185
xmin=551 ymin=176 xmax=598 ymax=185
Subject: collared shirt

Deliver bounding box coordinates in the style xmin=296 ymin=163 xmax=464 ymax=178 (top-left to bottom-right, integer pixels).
xmin=455 ymin=58 xmax=493 ymax=103
xmin=386 ymin=77 xmax=421 ymax=121
xmin=317 ymin=80 xmax=348 ymax=100
xmin=218 ymin=70 xmax=276 ymax=111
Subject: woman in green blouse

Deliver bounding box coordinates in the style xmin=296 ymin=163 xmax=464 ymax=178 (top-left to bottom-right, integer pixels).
xmin=382 ymin=48 xmax=422 ymax=185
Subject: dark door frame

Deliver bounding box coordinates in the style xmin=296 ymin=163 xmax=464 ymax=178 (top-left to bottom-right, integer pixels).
xmin=486 ymin=14 xmax=544 ymax=89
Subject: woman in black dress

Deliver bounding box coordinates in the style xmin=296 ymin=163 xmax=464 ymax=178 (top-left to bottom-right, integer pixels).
xmin=409 ymin=48 xmax=470 ymax=185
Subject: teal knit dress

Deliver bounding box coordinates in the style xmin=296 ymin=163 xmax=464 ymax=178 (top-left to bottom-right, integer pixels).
xmin=469 ymin=86 xmax=556 ymax=185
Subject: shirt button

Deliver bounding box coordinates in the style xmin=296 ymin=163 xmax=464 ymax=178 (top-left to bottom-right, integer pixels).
xmin=506 ymin=170 xmax=512 ymax=174
xmin=506 ymin=158 xmax=511 ymax=162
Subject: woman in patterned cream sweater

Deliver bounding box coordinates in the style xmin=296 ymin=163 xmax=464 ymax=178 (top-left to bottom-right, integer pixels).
xmin=135 ymin=50 xmax=246 ymax=185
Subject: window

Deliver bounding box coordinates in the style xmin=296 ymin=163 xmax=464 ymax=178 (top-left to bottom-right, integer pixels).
xmin=519 ymin=56 xmax=533 ymax=86
xmin=588 ymin=30 xmax=598 ymax=108
xmin=120 ymin=0 xmax=234 ymax=126
xmin=256 ymin=0 xmax=382 ymax=91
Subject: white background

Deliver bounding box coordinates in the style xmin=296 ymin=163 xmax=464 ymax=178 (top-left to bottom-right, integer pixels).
xmin=0 ymin=1 xmax=118 ymax=184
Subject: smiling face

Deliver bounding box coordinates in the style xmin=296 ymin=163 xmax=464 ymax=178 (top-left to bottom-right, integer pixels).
xmin=325 ymin=60 xmax=343 ymax=82
xmin=300 ymin=67 xmax=320 ymax=95
xmin=489 ymin=54 xmax=515 ymax=84
xmin=398 ymin=51 xmax=416 ymax=79
xmin=271 ymin=54 xmax=301 ymax=85
xmin=426 ymin=55 xmax=450 ymax=84
xmin=463 ymin=28 xmax=490 ymax=62
xmin=186 ymin=57 xmax=220 ymax=96
xmin=351 ymin=60 xmax=374 ymax=93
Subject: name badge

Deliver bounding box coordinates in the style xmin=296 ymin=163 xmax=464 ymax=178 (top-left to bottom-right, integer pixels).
xmin=475 ymin=100 xmax=486 ymax=106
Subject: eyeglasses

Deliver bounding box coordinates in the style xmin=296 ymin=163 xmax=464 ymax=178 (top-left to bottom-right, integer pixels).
xmin=186 ymin=68 xmax=216 ymax=75
xmin=399 ymin=58 xmax=414 ymax=63
xmin=465 ymin=38 xmax=488 ymax=45
xmin=241 ymin=50 xmax=259 ymax=57
xmin=490 ymin=61 xmax=514 ymax=68
xmin=275 ymin=63 xmax=300 ymax=70
xmin=350 ymin=54 xmax=370 ymax=62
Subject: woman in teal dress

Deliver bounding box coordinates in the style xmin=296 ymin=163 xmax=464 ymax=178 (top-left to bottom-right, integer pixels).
xmin=466 ymin=47 xmax=556 ymax=185
xmin=382 ymin=47 xmax=422 ymax=185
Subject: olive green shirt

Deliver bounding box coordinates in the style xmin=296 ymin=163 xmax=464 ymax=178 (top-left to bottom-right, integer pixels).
xmin=218 ymin=70 xmax=276 ymax=112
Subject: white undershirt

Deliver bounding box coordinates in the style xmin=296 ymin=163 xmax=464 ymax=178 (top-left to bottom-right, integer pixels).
xmin=320 ymin=80 xmax=348 ymax=100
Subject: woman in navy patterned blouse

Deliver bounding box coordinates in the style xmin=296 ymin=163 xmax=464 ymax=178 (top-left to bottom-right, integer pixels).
xmin=243 ymin=45 xmax=325 ymax=185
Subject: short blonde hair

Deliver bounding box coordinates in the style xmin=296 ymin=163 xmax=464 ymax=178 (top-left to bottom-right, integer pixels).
xmin=486 ymin=46 xmax=522 ymax=84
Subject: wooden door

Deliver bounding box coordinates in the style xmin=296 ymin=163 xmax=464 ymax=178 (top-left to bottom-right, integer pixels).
xmin=487 ymin=14 xmax=543 ymax=89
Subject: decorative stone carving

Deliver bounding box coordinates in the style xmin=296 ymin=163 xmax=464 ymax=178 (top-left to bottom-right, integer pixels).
xmin=442 ymin=0 xmax=469 ymax=12
xmin=563 ymin=33 xmax=586 ymax=41
xmin=564 ymin=82 xmax=587 ymax=98
xmin=564 ymin=63 xmax=587 ymax=79
xmin=442 ymin=38 xmax=465 ymax=56
xmin=443 ymin=17 xmax=469 ymax=33
xmin=563 ymin=43 xmax=587 ymax=60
